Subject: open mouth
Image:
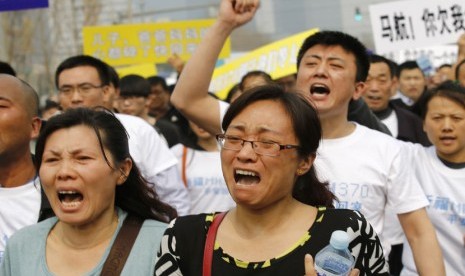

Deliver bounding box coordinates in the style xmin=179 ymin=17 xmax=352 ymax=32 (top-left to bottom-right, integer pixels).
xmin=58 ymin=190 xmax=83 ymax=207
xmin=366 ymin=95 xmax=382 ymax=101
xmin=310 ymin=83 xmax=330 ymax=95
xmin=234 ymin=169 xmax=260 ymax=185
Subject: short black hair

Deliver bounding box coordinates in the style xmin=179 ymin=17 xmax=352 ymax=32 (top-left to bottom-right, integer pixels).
xmin=239 ymin=70 xmax=274 ymax=91
xmin=397 ymin=60 xmax=423 ymax=78
xmin=369 ymin=54 xmax=397 ymax=79
xmin=0 ymin=61 xmax=16 ymax=76
xmin=297 ymin=31 xmax=369 ymax=82
xmin=120 ymin=74 xmax=151 ymax=98
xmin=55 ymin=55 xmax=111 ymax=88
xmin=147 ymin=75 xmax=169 ymax=91
xmin=421 ymin=80 xmax=465 ymax=119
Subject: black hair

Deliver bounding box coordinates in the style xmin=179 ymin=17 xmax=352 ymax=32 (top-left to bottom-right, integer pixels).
xmin=0 ymin=61 xmax=16 ymax=76
xmin=120 ymin=74 xmax=151 ymax=98
xmin=107 ymin=65 xmax=120 ymax=89
xmin=147 ymin=75 xmax=170 ymax=92
xmin=297 ymin=31 xmax=369 ymax=82
xmin=239 ymin=70 xmax=274 ymax=91
xmin=369 ymin=54 xmax=397 ymax=79
xmin=421 ymin=80 xmax=465 ymax=119
xmin=34 ymin=107 xmax=177 ymax=222
xmin=225 ymin=83 xmax=242 ymax=103
xmin=397 ymin=60 xmax=423 ymax=78
xmin=437 ymin=63 xmax=452 ymax=70
xmin=222 ymin=84 xmax=336 ymax=207
xmin=55 ymin=55 xmax=111 ymax=89
xmin=43 ymin=99 xmax=61 ymax=112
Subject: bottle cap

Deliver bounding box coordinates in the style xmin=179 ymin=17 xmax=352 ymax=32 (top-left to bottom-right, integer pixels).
xmin=329 ymin=230 xmax=350 ymax=250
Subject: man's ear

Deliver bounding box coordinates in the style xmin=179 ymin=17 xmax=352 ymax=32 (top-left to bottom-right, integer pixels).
xmin=30 ymin=117 xmax=42 ymax=140
xmin=101 ymin=85 xmax=112 ymax=104
xmin=352 ymin=82 xmax=366 ymax=100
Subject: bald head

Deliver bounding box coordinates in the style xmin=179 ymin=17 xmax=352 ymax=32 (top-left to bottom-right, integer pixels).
xmin=0 ymin=74 xmax=39 ymax=118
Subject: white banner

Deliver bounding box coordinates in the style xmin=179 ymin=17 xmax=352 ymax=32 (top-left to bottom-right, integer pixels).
xmin=369 ymin=0 xmax=465 ymax=54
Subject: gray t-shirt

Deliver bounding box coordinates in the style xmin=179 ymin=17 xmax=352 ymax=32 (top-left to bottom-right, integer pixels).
xmin=0 ymin=208 xmax=167 ymax=275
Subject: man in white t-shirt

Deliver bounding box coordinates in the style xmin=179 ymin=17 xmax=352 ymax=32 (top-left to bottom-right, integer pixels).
xmin=55 ymin=55 xmax=189 ymax=215
xmin=0 ymin=75 xmax=44 ymax=264
xmin=401 ymin=81 xmax=465 ymax=275
xmin=169 ymin=0 xmax=445 ymax=274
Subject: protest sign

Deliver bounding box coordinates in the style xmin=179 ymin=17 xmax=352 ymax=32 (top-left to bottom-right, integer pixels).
xmin=83 ymin=19 xmax=231 ymax=66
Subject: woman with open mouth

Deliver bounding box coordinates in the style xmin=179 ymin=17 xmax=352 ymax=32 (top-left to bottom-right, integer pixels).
xmin=1 ymin=108 xmax=177 ymax=275
xmin=155 ymin=84 xmax=389 ymax=276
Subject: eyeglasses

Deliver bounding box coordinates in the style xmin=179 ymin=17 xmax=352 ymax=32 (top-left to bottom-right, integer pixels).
xmin=58 ymin=83 xmax=106 ymax=97
xmin=216 ymin=134 xmax=300 ymax=157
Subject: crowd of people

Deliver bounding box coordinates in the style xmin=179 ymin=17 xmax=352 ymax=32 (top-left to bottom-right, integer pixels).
xmin=0 ymin=0 xmax=464 ymax=275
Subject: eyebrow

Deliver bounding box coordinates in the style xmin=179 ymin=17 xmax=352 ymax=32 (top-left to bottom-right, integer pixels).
xmin=228 ymin=124 xmax=282 ymax=135
xmin=303 ymin=54 xmax=346 ymax=63
xmin=59 ymin=82 xmax=96 ymax=87
xmin=45 ymin=148 xmax=88 ymax=156
xmin=0 ymin=96 xmax=12 ymax=102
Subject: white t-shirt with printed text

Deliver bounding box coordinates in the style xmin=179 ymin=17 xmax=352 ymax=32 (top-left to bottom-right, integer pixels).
xmin=171 ymin=144 xmax=235 ymax=214
xmin=401 ymin=146 xmax=465 ymax=276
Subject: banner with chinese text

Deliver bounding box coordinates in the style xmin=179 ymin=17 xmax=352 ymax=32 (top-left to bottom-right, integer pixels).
xmin=369 ymin=0 xmax=465 ymax=54
xmin=83 ymin=19 xmax=231 ymax=66
xmin=210 ymin=28 xmax=318 ymax=99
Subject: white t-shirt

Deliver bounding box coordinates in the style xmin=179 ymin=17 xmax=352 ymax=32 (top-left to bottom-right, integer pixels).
xmin=401 ymin=146 xmax=465 ymax=276
xmin=314 ymin=124 xmax=428 ymax=255
xmin=115 ymin=114 xmax=189 ymax=215
xmin=171 ymin=144 xmax=235 ymax=214
xmin=0 ymin=177 xmax=41 ymax=264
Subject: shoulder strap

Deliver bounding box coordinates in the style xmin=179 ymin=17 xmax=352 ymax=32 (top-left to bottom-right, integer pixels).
xmin=202 ymin=212 xmax=227 ymax=276
xmin=181 ymin=146 xmax=188 ymax=187
xmin=101 ymin=215 xmax=144 ymax=276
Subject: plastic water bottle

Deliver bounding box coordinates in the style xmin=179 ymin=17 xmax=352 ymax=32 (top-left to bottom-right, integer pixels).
xmin=314 ymin=230 xmax=355 ymax=276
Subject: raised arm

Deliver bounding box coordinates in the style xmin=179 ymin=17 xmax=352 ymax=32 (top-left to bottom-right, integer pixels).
xmin=170 ymin=0 xmax=260 ymax=135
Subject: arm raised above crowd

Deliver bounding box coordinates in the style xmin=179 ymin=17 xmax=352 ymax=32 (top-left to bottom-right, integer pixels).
xmin=170 ymin=0 xmax=260 ymax=135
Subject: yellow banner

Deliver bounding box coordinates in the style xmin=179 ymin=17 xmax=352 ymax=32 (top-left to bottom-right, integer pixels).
xmin=210 ymin=28 xmax=318 ymax=99
xmin=83 ymin=19 xmax=231 ymax=66
xmin=116 ymin=63 xmax=158 ymax=78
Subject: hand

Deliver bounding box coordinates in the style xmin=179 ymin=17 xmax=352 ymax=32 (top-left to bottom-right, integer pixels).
xmin=167 ymin=53 xmax=185 ymax=73
xmin=217 ymin=0 xmax=260 ymax=29
xmin=304 ymin=254 xmax=360 ymax=276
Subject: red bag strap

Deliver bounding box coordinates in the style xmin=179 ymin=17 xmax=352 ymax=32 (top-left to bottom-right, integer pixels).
xmin=202 ymin=212 xmax=227 ymax=276
xmin=181 ymin=146 xmax=188 ymax=187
